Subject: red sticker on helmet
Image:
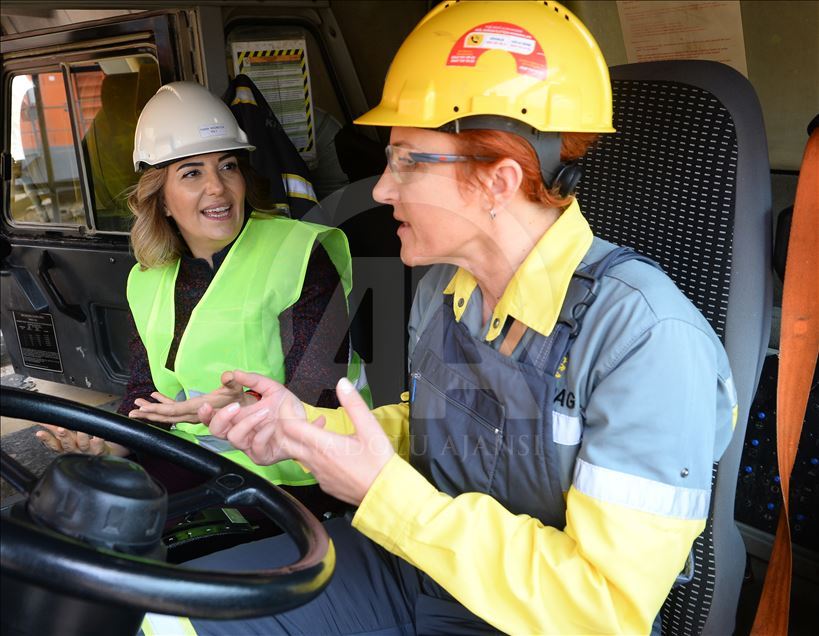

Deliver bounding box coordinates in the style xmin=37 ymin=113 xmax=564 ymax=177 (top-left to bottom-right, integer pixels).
xmin=447 ymin=22 xmax=546 ymax=80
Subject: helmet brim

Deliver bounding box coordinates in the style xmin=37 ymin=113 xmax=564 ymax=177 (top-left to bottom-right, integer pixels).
xmin=134 ymin=140 xmax=255 ymax=172
xmin=354 ymin=103 xmax=616 ymax=133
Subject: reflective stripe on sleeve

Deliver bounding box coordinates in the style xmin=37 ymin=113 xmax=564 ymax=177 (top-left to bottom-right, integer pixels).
xmin=723 ymin=374 xmax=739 ymax=430
xmin=552 ymin=411 xmax=582 ymax=445
xmin=283 ymin=174 xmax=318 ymax=202
xmin=230 ymin=86 xmax=257 ymax=107
xmin=573 ymin=457 xmax=709 ymax=519
xmin=141 ymin=614 xmax=197 ymax=636
xmin=724 ymin=375 xmax=737 ymax=405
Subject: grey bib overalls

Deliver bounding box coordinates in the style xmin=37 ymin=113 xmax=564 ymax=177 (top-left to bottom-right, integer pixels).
xmin=408 ymin=247 xmax=659 ymax=630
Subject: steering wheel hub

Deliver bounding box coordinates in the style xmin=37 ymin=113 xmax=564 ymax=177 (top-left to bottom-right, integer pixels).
xmin=27 ymin=454 xmax=167 ymax=558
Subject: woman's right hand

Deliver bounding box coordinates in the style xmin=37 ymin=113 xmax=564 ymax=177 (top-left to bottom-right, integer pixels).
xmin=36 ymin=424 xmax=130 ymax=457
xmin=127 ymin=372 xmax=253 ymax=425
xmin=200 ymin=370 xmax=306 ymax=466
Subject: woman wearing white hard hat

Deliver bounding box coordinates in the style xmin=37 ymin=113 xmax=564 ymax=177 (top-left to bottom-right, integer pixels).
xmin=151 ymin=2 xmax=736 ymax=634
xmin=37 ymin=82 xmax=368 ymax=505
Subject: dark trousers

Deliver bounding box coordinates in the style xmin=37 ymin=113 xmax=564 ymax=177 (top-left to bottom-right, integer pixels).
xmin=183 ymin=517 xmax=498 ymax=635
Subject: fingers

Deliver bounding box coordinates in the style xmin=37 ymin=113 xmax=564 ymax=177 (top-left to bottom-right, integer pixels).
xmin=220 ymin=370 xmax=235 ymax=387
xmin=75 ymin=431 xmax=94 ymax=453
xmin=207 ymin=402 xmax=241 ymax=437
xmin=128 ymin=408 xmax=187 ymax=424
xmin=134 ymin=398 xmax=186 ymax=416
xmin=248 ymin=416 xmax=317 ymax=467
xmin=75 ymin=432 xmax=109 ymax=455
xmin=37 ymin=426 xmax=78 ymax=453
xmin=198 ymin=402 xmax=215 ymax=425
xmin=88 ymin=436 xmax=109 ymax=455
xmin=208 ymin=395 xmax=304 ymax=465
xmin=224 ymin=405 xmax=270 ymax=449
xmin=150 ymin=392 xmax=176 ymax=404
xmin=220 ymin=373 xmax=242 ymax=392
xmin=248 ymin=421 xmax=290 ymax=465
xmin=53 ymin=426 xmax=76 ymax=451
xmin=229 ymin=370 xmax=284 ymax=396
xmin=36 ymin=429 xmax=61 ymax=453
xmin=35 ymin=425 xmax=112 ymax=456
xmin=336 ymin=378 xmax=379 ymax=435
xmin=130 ymin=397 xmax=199 ymax=424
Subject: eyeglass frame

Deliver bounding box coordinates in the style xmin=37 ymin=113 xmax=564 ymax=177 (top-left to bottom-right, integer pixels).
xmin=384 ymin=145 xmax=495 ymax=182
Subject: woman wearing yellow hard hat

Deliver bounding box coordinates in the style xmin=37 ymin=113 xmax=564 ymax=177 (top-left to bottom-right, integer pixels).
xmin=175 ymin=2 xmax=737 ymax=634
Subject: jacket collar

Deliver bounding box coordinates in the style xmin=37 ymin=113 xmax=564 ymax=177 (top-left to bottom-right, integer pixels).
xmin=443 ymin=199 xmax=593 ymax=341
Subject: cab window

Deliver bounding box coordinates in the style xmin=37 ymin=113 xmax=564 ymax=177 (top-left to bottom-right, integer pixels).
xmin=6 ymin=55 xmax=161 ymax=233
xmin=73 ymin=56 xmax=160 ymax=232
xmin=9 ymin=71 xmax=84 ymax=227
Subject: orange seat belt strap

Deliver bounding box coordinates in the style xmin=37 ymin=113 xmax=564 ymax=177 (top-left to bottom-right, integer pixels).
xmin=751 ymin=128 xmax=819 ymax=635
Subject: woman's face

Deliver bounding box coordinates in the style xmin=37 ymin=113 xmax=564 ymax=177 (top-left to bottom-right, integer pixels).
xmin=372 ymin=127 xmax=487 ymax=267
xmin=163 ymin=151 xmax=246 ymax=259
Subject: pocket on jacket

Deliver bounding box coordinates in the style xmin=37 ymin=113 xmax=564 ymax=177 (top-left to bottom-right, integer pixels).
xmin=410 ymin=349 xmax=506 ymax=497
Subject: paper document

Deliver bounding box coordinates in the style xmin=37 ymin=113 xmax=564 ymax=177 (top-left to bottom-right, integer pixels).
xmin=231 ymin=39 xmax=316 ymax=161
xmin=617 ymin=1 xmax=748 ymax=76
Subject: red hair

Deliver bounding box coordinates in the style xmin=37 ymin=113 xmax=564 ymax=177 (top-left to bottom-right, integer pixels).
xmin=451 ymin=129 xmax=600 ymax=209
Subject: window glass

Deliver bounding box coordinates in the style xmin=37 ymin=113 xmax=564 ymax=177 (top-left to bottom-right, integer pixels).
xmin=72 ymin=56 xmax=160 ymax=232
xmin=9 ymin=72 xmax=85 ymax=226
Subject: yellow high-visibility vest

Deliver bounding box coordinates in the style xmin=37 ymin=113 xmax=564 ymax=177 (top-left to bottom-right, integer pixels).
xmin=127 ymin=215 xmax=367 ymax=484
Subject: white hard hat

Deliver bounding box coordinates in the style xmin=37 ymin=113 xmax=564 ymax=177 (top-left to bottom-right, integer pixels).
xmin=132 ymin=81 xmax=255 ymax=171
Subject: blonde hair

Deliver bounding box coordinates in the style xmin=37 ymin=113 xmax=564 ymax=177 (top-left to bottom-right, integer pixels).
xmin=127 ymin=154 xmax=277 ymax=270
xmin=128 ymin=167 xmax=183 ymax=270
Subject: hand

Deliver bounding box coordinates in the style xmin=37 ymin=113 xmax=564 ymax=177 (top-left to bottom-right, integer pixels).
xmin=201 ymin=370 xmax=307 ymax=465
xmin=129 ymin=371 xmax=253 ymax=425
xmin=206 ymin=373 xmax=395 ymax=506
xmin=298 ymin=377 xmax=396 ymax=506
xmin=36 ymin=424 xmax=129 ymax=457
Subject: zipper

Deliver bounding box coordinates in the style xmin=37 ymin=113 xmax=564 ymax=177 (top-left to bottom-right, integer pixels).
xmin=411 ymin=371 xmax=502 ymax=436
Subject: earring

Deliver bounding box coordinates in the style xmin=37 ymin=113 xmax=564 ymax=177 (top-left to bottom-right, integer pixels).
xmin=164 ymin=206 xmax=171 ymax=217
xmin=489 ymin=207 xmax=496 ymax=220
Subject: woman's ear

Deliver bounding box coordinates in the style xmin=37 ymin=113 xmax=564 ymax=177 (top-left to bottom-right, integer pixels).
xmin=487 ymin=158 xmax=524 ymax=208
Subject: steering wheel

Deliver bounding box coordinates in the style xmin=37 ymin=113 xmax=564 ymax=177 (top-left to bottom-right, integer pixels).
xmin=0 ymin=387 xmax=334 ymax=619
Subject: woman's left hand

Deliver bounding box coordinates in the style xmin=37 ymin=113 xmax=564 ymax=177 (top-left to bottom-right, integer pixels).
xmin=208 ymin=374 xmax=395 ymax=506
xmin=128 ymin=371 xmax=254 ymax=425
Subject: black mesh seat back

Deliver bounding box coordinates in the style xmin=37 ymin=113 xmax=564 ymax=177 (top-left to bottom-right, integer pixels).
xmin=578 ymin=80 xmax=735 ymax=340
xmin=577 ymin=61 xmax=772 ymax=636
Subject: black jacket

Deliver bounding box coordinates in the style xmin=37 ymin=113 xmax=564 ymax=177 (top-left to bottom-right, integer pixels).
xmin=223 ymin=74 xmax=317 ymax=219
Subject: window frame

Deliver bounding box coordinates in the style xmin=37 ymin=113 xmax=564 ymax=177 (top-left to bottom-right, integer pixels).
xmin=6 ymin=64 xmax=84 ymax=232
xmin=65 ymin=52 xmax=161 ymax=234
xmin=2 ymin=12 xmax=180 ymax=238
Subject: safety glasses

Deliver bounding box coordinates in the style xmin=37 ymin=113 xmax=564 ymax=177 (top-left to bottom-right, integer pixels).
xmin=384 ymin=145 xmax=494 ymax=183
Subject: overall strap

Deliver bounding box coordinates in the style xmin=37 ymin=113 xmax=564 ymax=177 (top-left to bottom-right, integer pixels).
xmin=527 ymin=246 xmax=661 ymax=376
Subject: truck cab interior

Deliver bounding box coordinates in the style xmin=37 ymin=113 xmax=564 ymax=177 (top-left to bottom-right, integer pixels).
xmin=1 ymin=2 xmax=816 ymax=635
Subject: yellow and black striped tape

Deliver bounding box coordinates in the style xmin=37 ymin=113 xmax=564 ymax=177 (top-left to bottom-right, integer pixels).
xmin=237 ymin=48 xmax=304 ymax=65
xmin=235 ymin=48 xmax=314 ymax=153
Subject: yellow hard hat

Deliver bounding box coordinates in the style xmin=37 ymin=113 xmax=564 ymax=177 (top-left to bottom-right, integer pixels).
xmin=355 ymin=0 xmax=613 ymax=134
